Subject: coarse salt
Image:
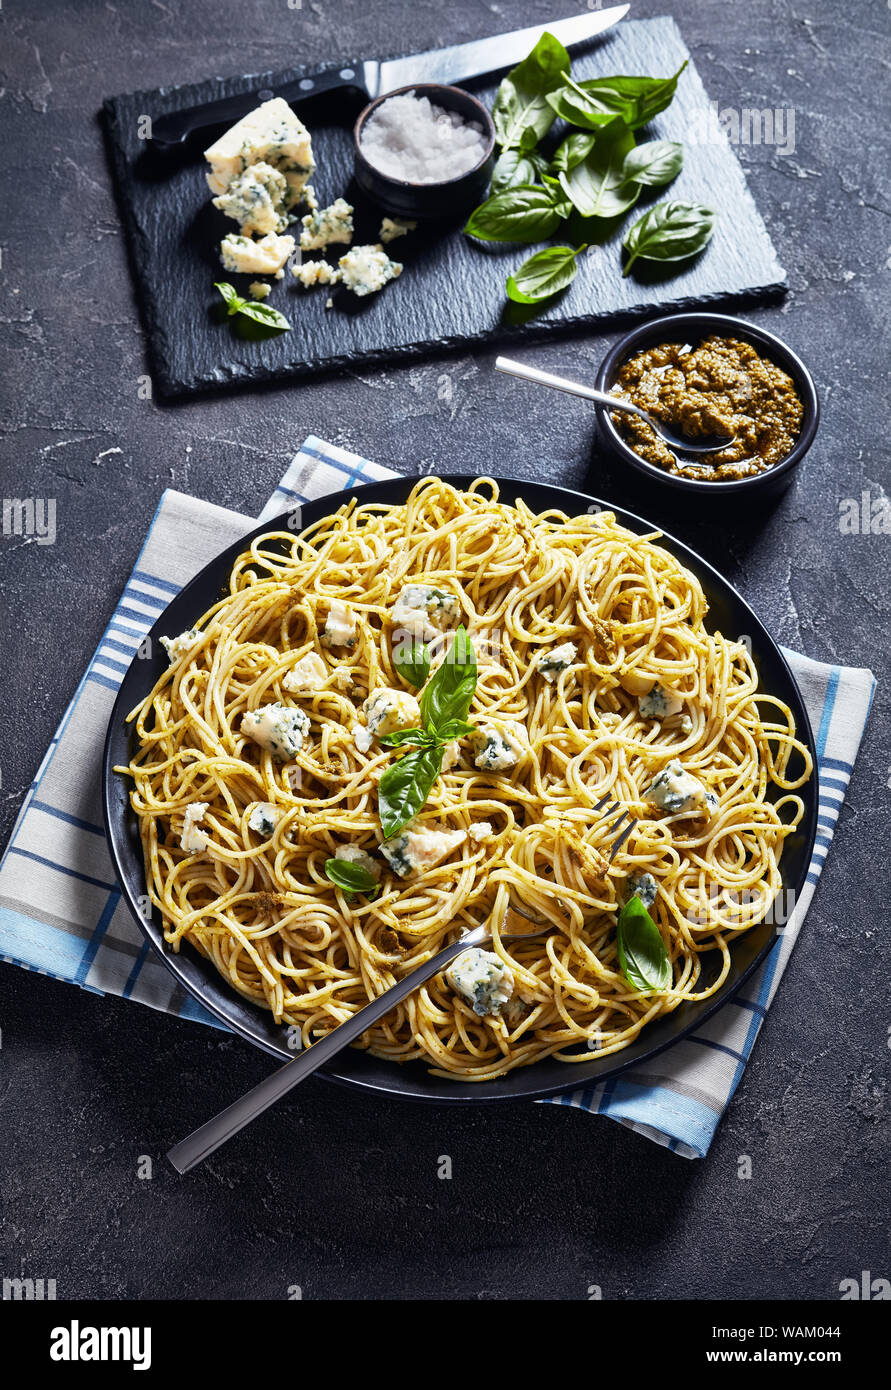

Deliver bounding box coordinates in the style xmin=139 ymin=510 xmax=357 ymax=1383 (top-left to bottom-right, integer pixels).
xmin=360 ymin=91 xmax=487 ymax=184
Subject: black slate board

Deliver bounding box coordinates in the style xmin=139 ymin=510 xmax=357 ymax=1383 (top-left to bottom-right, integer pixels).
xmin=103 ymin=17 xmax=786 ymax=399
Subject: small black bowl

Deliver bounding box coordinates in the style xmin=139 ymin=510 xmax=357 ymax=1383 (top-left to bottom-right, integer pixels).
xmin=353 ymin=83 xmax=495 ymax=221
xmin=594 ymin=312 xmax=820 ymax=508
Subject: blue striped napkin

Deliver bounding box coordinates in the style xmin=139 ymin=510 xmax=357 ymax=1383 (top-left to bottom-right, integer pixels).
xmin=0 ymin=436 xmax=875 ymax=1157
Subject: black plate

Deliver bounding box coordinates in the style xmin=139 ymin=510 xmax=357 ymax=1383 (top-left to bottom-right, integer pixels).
xmin=102 ymin=475 xmax=817 ymax=1103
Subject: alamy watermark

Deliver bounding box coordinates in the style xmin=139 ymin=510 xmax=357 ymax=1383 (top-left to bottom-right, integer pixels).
xmin=686 ymin=101 xmax=796 ymax=157
xmin=1 ymin=497 xmax=56 ymax=545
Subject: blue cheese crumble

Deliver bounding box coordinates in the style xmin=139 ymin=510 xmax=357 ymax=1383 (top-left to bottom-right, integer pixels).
xmin=338 ymin=244 xmax=402 ymax=298
xmin=380 ymin=824 xmax=466 ymax=877
xmin=626 ymin=871 xmax=658 ymax=909
xmin=241 ymin=703 xmax=309 ymax=760
xmin=219 ymin=232 xmax=295 ymax=275
xmin=180 ymin=802 xmax=209 ymax=853
xmin=212 ymin=161 xmax=289 ymax=235
xmin=646 ymin=760 xmax=718 ymax=817
xmin=160 ymin=628 xmax=200 ymax=664
xmin=391 ymin=584 xmax=460 ymax=642
xmin=334 ymin=844 xmax=381 ymax=880
xmin=248 ymin=281 xmax=271 ymax=301
xmin=639 ymin=684 xmax=684 ymax=719
xmin=537 ymin=641 xmax=578 ymax=682
xmin=322 ymin=600 xmax=357 ymax=649
xmin=446 ymin=947 xmax=514 ymax=1017
xmin=204 ymin=98 xmax=315 ymax=208
xmin=299 ymin=198 xmax=354 ymax=251
xmin=379 ymin=216 xmax=416 ymax=243
xmin=363 ymin=687 xmax=421 ymax=740
xmin=470 ymin=721 xmax=525 ymax=772
xmin=248 ymin=802 xmax=282 ymax=837
xmin=292 ymin=259 xmax=342 ymax=288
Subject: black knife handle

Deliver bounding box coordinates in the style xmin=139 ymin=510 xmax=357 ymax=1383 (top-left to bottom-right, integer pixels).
xmin=150 ymin=61 xmax=374 ymax=147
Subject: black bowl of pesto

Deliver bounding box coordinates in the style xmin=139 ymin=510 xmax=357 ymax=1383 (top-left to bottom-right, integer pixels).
xmin=594 ymin=312 xmax=820 ymax=505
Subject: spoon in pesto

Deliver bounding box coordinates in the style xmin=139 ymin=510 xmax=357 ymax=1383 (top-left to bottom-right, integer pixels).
xmin=495 ymin=356 xmax=736 ymax=456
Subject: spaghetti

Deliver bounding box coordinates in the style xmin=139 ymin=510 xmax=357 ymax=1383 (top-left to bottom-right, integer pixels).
xmin=119 ymin=477 xmax=812 ymax=1079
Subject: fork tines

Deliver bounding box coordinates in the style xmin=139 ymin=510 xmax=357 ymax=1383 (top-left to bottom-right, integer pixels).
xmin=593 ymin=793 xmax=639 ymax=862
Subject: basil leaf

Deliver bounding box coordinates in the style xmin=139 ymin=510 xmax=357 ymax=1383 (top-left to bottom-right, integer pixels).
xmin=215 ymin=281 xmax=241 ymax=311
xmin=623 ymin=139 xmax=684 ymax=187
xmin=419 ymin=626 xmax=478 ymax=730
xmin=558 ymin=120 xmax=639 ymax=219
xmin=378 ymin=745 xmax=444 ymax=839
xmin=377 ymin=727 xmax=436 ymax=748
xmin=506 ymin=245 xmax=581 ymax=304
xmin=492 ymin=31 xmax=569 ymax=150
xmin=617 ymin=895 xmax=672 ymax=992
xmin=546 ymin=84 xmax=621 ymax=131
xmin=547 ymin=62 xmax=688 ymax=131
xmin=622 ymin=200 xmax=716 ymax=276
xmin=464 ymin=186 xmax=563 ymax=244
xmin=394 ymin=641 xmax=431 ymax=689
xmin=540 ymin=174 xmax=574 ymax=219
xmin=231 ymin=299 xmax=292 ymax=331
xmin=550 ymin=131 xmax=597 ymax=173
xmin=490 ymin=148 xmax=548 ymax=195
xmin=324 ymin=858 xmax=380 ymax=899
xmin=434 ymin=718 xmax=476 ymax=741
xmin=214 ymin=281 xmax=291 ymax=332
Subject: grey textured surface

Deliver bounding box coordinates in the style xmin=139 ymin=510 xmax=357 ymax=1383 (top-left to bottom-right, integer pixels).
xmin=0 ymin=0 xmax=889 ymax=1302
xmin=104 ymin=16 xmax=785 ymax=396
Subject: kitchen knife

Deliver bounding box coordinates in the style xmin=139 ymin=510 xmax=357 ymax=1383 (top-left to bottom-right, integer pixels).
xmin=150 ymin=6 xmax=630 ymax=146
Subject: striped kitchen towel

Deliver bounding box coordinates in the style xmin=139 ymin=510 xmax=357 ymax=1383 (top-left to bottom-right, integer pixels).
xmin=0 ymin=436 xmax=875 ymax=1157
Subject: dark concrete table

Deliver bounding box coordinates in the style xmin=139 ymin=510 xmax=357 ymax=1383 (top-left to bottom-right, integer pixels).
xmin=0 ymin=0 xmax=887 ymax=1301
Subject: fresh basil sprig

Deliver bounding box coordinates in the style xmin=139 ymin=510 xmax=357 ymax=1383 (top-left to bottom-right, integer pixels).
xmin=622 ymin=201 xmax=716 ymax=276
xmin=214 ymin=281 xmax=291 ymax=332
xmin=394 ymin=642 xmax=431 ymax=689
xmin=324 ymin=858 xmax=380 ymax=900
xmin=377 ymin=627 xmax=478 ymax=839
xmin=491 ymin=31 xmax=569 ymax=150
xmin=506 ymin=245 xmax=584 ymax=304
xmin=616 ymin=895 xmax=672 ymax=992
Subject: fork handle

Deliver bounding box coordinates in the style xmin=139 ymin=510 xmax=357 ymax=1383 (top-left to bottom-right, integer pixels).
xmin=167 ymin=925 xmax=488 ymax=1174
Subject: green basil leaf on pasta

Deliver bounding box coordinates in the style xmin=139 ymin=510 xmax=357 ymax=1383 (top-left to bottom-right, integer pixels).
xmin=617 ymin=895 xmax=672 ymax=992
xmin=434 ymin=718 xmax=476 ymax=741
xmin=378 ymin=744 xmax=445 ymax=839
xmin=419 ymin=626 xmax=478 ymax=731
xmin=491 ymin=30 xmax=570 ymax=150
xmin=377 ymin=727 xmax=436 ymax=748
xmin=506 ymin=245 xmax=581 ymax=303
xmin=324 ymin=858 xmax=380 ymax=899
xmin=622 ymin=139 xmax=684 ymax=187
xmin=394 ymin=642 xmax=431 ymax=689
xmin=622 ymin=200 xmax=716 ymax=276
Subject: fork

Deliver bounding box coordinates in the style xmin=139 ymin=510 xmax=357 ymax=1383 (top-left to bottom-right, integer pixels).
xmin=167 ymin=798 xmax=637 ymax=1173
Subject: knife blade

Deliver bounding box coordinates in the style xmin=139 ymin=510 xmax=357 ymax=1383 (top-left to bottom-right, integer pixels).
xmin=150 ymin=6 xmax=629 ymax=146
xmin=376 ymin=6 xmax=629 ymax=92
